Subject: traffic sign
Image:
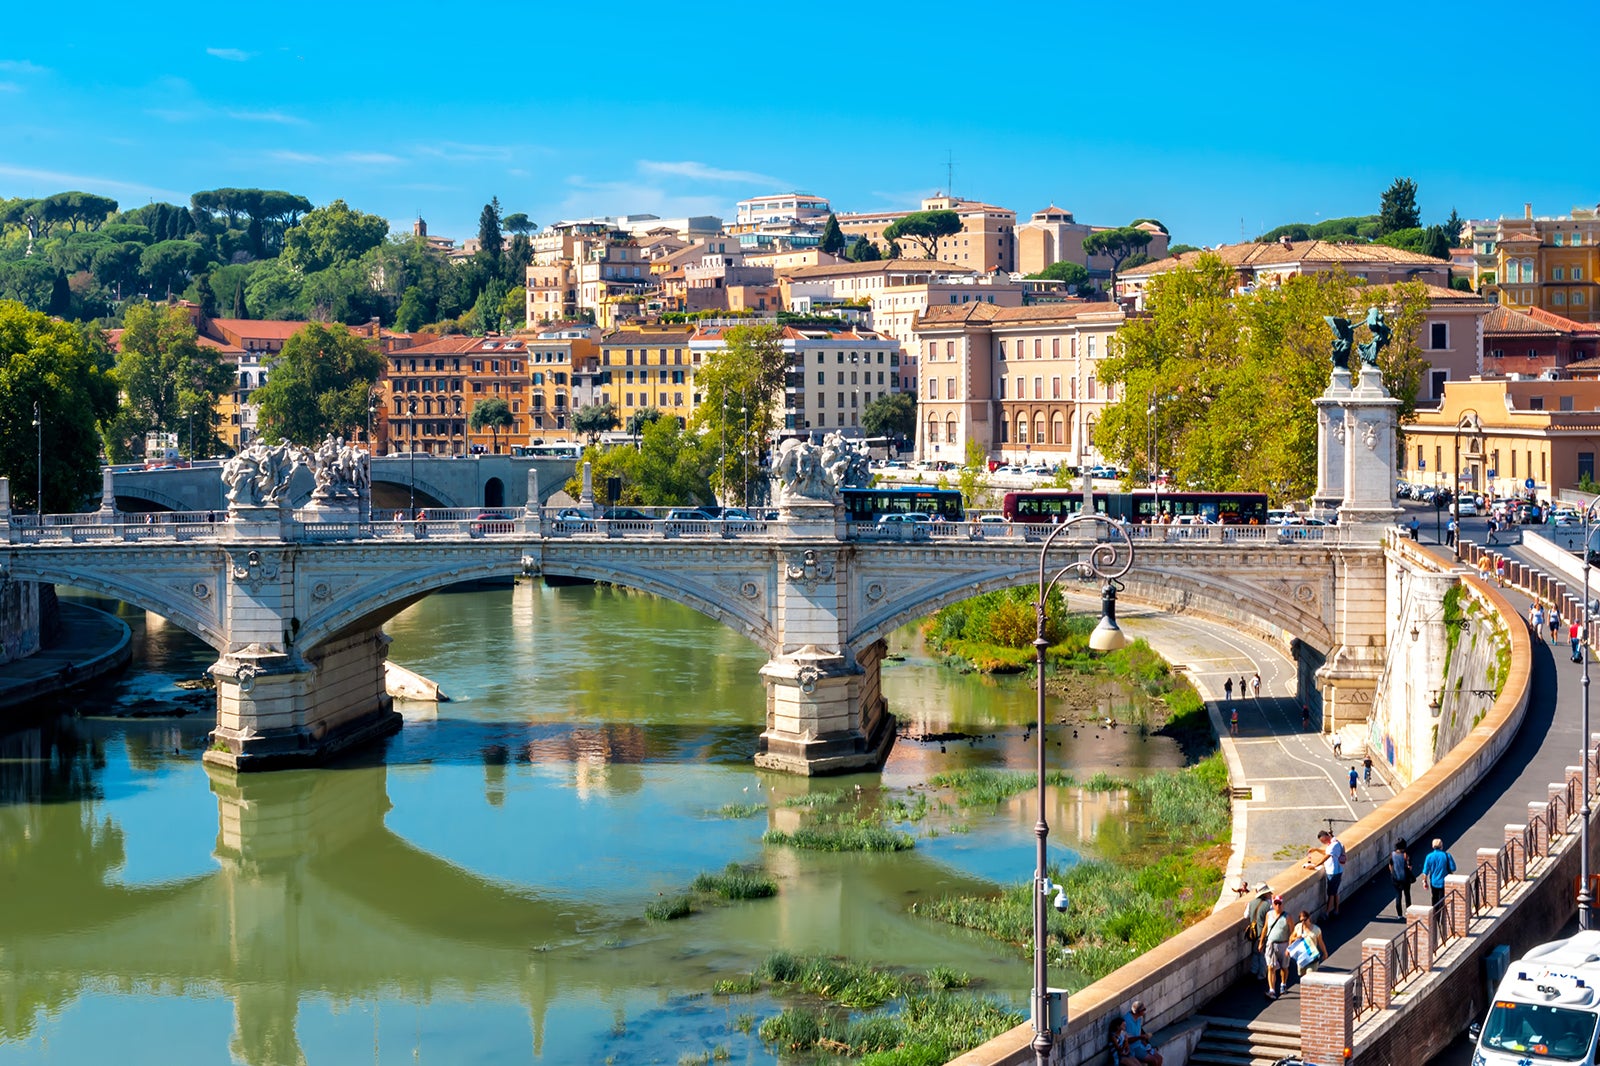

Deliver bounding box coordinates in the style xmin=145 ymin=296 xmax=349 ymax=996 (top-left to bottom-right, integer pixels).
xmin=1486 ymin=469 xmax=1497 ymax=478
xmin=1419 ymin=460 xmax=1426 ymax=469
xmin=1526 ymin=478 xmax=1537 ymax=490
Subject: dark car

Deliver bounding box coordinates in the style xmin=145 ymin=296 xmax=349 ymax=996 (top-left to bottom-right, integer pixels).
xmin=602 ymin=507 xmax=652 ymax=521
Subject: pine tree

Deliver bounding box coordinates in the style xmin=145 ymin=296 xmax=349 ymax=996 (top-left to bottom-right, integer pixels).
xmin=232 ymin=276 xmax=246 ymax=318
xmin=819 ymin=213 xmax=846 ymax=256
xmin=478 ymin=196 xmax=504 ymax=265
xmin=47 ymin=269 xmax=71 ymax=318
xmin=1379 ymin=178 xmax=1421 ymax=236
xmin=194 ymin=273 xmax=218 ymax=318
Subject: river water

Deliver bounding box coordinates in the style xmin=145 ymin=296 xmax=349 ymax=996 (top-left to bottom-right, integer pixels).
xmin=0 ymin=582 xmax=1183 ymax=1066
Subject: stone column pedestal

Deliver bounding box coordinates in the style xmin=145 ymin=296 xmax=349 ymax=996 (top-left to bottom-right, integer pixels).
xmin=756 ymin=640 xmax=895 ymax=775
xmin=203 ymin=627 xmax=400 ymax=772
xmin=1338 ymin=365 xmax=1402 ymax=537
xmin=225 ymin=504 xmax=290 ymax=540
xmin=1312 ymin=369 xmax=1352 ymax=513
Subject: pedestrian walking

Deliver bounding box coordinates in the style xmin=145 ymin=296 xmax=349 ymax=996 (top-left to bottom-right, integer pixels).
xmin=1390 ymin=837 xmax=1414 ymax=917
xmin=1531 ymin=603 xmax=1545 ymax=637
xmin=1363 ymin=755 xmax=1373 ymax=786
xmin=1408 ymin=516 xmax=1420 ymax=540
xmin=1259 ymin=895 xmax=1292 ymax=999
xmin=1300 ymin=703 xmax=1311 ymax=729
xmin=1311 ymin=828 xmax=1346 ymax=916
xmin=1496 ymin=557 xmax=1507 ymax=587
xmin=1349 ymin=765 xmax=1359 ymax=800
xmin=1230 ymin=706 xmax=1239 ymax=736
xmin=1487 ymin=516 xmax=1498 ymax=545
xmin=1331 ymin=732 xmax=1343 ymax=758
xmin=1251 ymin=672 xmax=1262 ymax=698
xmin=1550 ymin=606 xmax=1563 ymax=645
xmin=1446 ymin=517 xmax=1458 ymax=547
xmin=1224 ymin=677 xmax=1234 ymax=701
xmin=1572 ymin=620 xmax=1584 ymax=663
xmin=1422 ymin=838 xmax=1457 ymax=908
xmin=1290 ymin=910 xmax=1328 ymax=977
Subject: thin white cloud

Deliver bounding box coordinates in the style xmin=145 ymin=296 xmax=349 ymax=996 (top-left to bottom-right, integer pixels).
xmin=0 ymin=163 xmax=182 ymax=200
xmin=343 ymin=152 xmax=402 ymax=165
xmin=206 ymin=47 xmax=252 ymax=62
xmin=0 ymin=60 xmax=46 ymax=75
xmin=639 ymin=159 xmax=783 ymax=186
xmin=269 ymin=150 xmax=326 ymax=164
xmin=268 ymin=150 xmax=403 ymax=166
xmin=557 ymin=176 xmax=729 ymax=222
xmin=226 ymin=109 xmax=309 ymax=126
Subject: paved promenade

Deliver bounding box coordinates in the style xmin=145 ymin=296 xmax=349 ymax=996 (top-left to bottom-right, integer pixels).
xmin=0 ymin=600 xmax=132 ymax=712
xmin=1189 ymin=538 xmax=1574 ymax=1049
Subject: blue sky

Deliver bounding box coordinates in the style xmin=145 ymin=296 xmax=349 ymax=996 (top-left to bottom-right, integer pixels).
xmin=1 ymin=0 xmax=1592 ymax=248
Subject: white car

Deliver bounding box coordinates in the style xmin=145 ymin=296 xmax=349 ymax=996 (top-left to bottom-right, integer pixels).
xmin=1456 ymin=499 xmax=1479 ymax=516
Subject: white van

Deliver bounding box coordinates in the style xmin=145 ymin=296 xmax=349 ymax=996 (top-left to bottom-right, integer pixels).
xmin=1476 ymin=932 xmax=1600 ymax=1063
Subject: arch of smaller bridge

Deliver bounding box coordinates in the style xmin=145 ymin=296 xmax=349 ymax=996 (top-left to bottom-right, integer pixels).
xmin=113 ymin=489 xmax=188 ymax=513
xmin=370 ymin=474 xmax=456 ymax=509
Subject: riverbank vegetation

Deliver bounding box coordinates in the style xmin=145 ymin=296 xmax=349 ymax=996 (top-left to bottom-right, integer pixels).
xmin=914 ymin=752 xmax=1230 ymax=985
xmin=645 ymin=863 xmax=778 ymax=920
xmin=713 ymin=951 xmax=1022 ymax=1063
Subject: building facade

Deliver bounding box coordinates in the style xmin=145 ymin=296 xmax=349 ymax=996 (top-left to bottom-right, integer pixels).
xmin=836 ymin=196 xmax=1016 ymax=272
xmin=1014 ymin=207 xmax=1170 ymax=279
xmin=597 ymin=325 xmax=698 ymax=428
xmin=1494 ymin=203 xmax=1600 ymax=323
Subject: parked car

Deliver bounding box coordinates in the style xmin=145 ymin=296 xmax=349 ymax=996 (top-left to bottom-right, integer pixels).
xmin=663 ymin=508 xmax=716 ymax=522
xmin=977 ymin=514 xmax=1009 ymax=524
xmin=602 ymin=507 xmax=652 ymax=521
xmin=1456 ymin=498 xmax=1479 ymax=516
xmin=876 ymin=512 xmax=932 ymax=525
xmin=554 ymin=507 xmax=588 ymax=521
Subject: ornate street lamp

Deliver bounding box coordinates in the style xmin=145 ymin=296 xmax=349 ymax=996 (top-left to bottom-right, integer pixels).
xmin=1453 ymin=409 xmax=1481 ymax=561
xmin=32 ymin=400 xmax=41 ymax=517
xmin=407 ymin=396 xmax=419 ymax=518
xmin=1031 ymin=515 xmax=1135 ymax=1064
xmin=1582 ymin=498 xmax=1600 ymax=930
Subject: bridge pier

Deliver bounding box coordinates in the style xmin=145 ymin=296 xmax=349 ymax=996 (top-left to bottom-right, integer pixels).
xmin=756 ymin=639 xmax=894 ymax=775
xmin=203 ymin=626 xmax=400 ymax=772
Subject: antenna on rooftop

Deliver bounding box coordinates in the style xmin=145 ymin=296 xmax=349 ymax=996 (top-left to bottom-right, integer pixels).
xmin=946 ymin=150 xmax=954 ymax=198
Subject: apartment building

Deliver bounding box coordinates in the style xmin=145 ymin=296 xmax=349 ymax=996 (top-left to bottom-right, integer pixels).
xmin=1494 ymin=203 xmax=1600 ymax=323
xmin=1482 ymin=305 xmax=1600 ymax=379
xmin=910 ymin=302 xmax=1126 ymax=465
xmin=1015 ymin=206 xmax=1170 ymax=278
xmin=385 ymin=334 xmax=539 ymax=455
xmin=1118 ymin=239 xmax=1452 ymax=309
xmin=597 ymin=325 xmax=698 ymax=427
xmin=683 ymin=252 xmax=779 ymax=313
xmin=735 ymin=193 xmax=832 ymax=228
xmin=525 ymin=324 xmax=599 ymax=439
xmin=836 ymin=195 xmax=1016 ymax=272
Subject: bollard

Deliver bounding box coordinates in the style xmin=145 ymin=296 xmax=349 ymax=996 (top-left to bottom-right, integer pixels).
xmin=1361 ymin=938 xmax=1397 ymax=1010
xmin=1505 ymin=824 xmax=1528 ymax=880
xmin=1476 ymin=848 xmax=1502 ymax=907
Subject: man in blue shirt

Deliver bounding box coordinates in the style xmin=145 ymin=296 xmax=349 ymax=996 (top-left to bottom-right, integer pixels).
xmin=1421 ymin=838 xmax=1457 ymax=908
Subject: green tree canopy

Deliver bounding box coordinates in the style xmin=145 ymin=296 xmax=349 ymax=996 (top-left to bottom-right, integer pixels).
xmin=1082 ymin=226 xmax=1154 ymax=280
xmin=281 ymin=200 xmax=389 ymax=274
xmin=1379 ymin=178 xmax=1421 ymax=235
xmin=819 ymin=214 xmax=846 ymax=256
xmin=691 ymin=324 xmax=786 ymax=504
xmin=573 ymin=401 xmax=619 ymax=443
xmin=1026 ymin=260 xmax=1092 ymax=287
xmin=1094 ymin=255 xmax=1428 ymax=503
xmin=563 ymin=415 xmax=712 ymax=505
xmin=477 ymin=197 xmax=504 ymax=266
xmin=502 ymin=212 xmax=535 ymax=235
xmin=251 ymin=324 xmax=382 ymax=443
xmin=103 ymin=302 xmax=232 ymax=462
xmin=626 ymin=406 xmax=663 ymax=437
xmin=862 ymin=392 xmax=916 ymax=440
xmin=469 ymin=396 xmax=513 ymax=452
xmin=881 ymin=210 xmax=961 ymax=259
xmin=139 ymin=240 xmax=207 ymax=298
xmin=850 ymin=237 xmax=882 ymax=262
xmin=1167 ymin=243 xmax=1201 ymax=256
xmin=0 ymin=301 xmax=119 ymax=511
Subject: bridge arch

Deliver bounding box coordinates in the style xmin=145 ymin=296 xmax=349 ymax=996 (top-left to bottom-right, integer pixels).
xmin=3 ymin=557 xmax=225 ymax=649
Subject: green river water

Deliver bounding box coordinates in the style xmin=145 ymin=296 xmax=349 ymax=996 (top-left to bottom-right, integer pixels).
xmin=0 ymin=581 xmax=1184 ymax=1065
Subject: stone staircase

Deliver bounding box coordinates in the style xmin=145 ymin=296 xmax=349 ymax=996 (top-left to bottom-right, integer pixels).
xmin=1187 ymin=1016 xmax=1302 ymax=1066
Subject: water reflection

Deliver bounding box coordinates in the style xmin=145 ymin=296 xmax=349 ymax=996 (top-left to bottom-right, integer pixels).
xmin=0 ymin=583 xmax=1188 ymax=1064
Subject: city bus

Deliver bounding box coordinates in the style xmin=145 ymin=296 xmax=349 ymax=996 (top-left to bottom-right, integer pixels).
xmin=511 ymin=443 xmax=582 ymax=459
xmin=841 ymin=487 xmax=965 ymax=522
xmin=1001 ymin=490 xmax=1268 ymax=525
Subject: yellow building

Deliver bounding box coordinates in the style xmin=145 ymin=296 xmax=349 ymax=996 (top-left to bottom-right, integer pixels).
xmin=598 ymin=324 xmax=698 ymax=427
xmin=1494 ymin=203 xmax=1600 ymax=323
xmin=1404 ymin=377 xmax=1600 ymax=501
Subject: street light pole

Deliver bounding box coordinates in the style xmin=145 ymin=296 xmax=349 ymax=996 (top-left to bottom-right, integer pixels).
xmin=1453 ymin=409 xmax=1481 ymax=561
xmin=1031 ymin=515 xmax=1135 ymax=1065
xmin=407 ymin=396 xmax=418 ymax=517
xmin=32 ymin=401 xmax=41 ymax=516
xmin=1583 ymin=499 xmax=1599 ymax=931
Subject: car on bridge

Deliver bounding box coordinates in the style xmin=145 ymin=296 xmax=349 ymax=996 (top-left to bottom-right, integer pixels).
xmin=602 ymin=507 xmax=652 ymax=522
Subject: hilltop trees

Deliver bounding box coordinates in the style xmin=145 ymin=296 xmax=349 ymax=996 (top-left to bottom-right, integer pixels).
xmin=692 ymin=324 xmax=786 ymax=504
xmin=882 ymin=210 xmax=961 ymax=259
xmin=819 ymin=214 xmax=846 ymax=257
xmin=1379 ymin=178 xmax=1421 ymax=236
xmin=1094 ymin=254 xmax=1428 ymax=502
xmin=1082 ymin=226 xmax=1154 ymax=290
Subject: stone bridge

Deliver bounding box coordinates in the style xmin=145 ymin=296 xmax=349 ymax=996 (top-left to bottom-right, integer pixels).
xmin=0 ymin=464 xmax=1391 ymax=776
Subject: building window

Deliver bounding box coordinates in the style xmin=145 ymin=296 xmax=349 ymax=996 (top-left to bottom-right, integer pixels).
xmin=1576 ymin=292 xmax=1588 ymax=306
xmin=1430 ymin=323 xmax=1447 ymax=349
xmin=999 ymin=378 xmax=1007 ymax=399
xmin=1431 ymin=370 xmax=1447 ymax=398
xmin=928 ymin=380 xmax=937 ymax=399
xmin=1033 ymin=377 xmax=1043 ymax=399
xmin=946 ymin=417 xmax=956 ymax=443
xmin=1052 ymin=337 xmax=1060 ymax=357
xmin=1554 ymin=292 xmax=1567 ymax=305
xmin=1554 ymin=233 xmax=1565 ymax=246
xmin=1562 ymin=395 xmax=1576 ymax=411
xmin=1554 ymin=267 xmax=1567 ymax=281
xmin=946 ymin=377 xmax=956 ymax=400
xmin=1051 ymin=416 xmax=1064 ymax=444
xmin=1575 ymin=267 xmax=1585 ymax=281
xmin=999 ymin=340 xmax=1007 ymax=360
xmin=1034 ymin=339 xmax=1042 ymax=358
xmin=1017 ymin=417 xmax=1029 ymax=443
xmin=1052 ymin=376 xmax=1061 ymax=399
xmin=1582 ymin=452 xmax=1596 ymax=484
xmin=1087 ymin=376 xmax=1097 ymax=400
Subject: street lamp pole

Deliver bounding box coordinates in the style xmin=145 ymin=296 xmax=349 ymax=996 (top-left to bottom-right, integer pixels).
xmin=407 ymin=396 xmax=418 ymax=517
xmin=1583 ymin=498 xmax=1599 ymax=931
xmin=740 ymin=403 xmax=748 ymax=509
xmin=1031 ymin=515 xmax=1135 ymax=1066
xmin=1453 ymin=409 xmax=1481 ymax=561
xmin=31 ymin=401 xmax=41 ymax=516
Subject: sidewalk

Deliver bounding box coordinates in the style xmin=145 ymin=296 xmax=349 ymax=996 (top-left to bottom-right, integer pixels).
xmin=1195 ymin=542 xmax=1573 ymax=1032
xmin=0 ymin=600 xmax=132 ymax=712
xmin=1118 ymin=608 xmax=1375 ymax=907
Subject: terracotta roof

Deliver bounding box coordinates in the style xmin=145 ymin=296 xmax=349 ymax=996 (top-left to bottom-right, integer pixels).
xmin=915 ymin=300 xmax=1120 ymax=329
xmin=779 ymin=257 xmax=970 ymax=280
xmin=206 ymin=318 xmax=314 ymax=341
xmin=1498 ymin=232 xmax=1541 ymax=244
xmin=1528 ymin=306 xmax=1600 ymax=333
xmin=104 ymin=327 xmax=244 ymax=355
xmin=1419 ymin=284 xmax=1491 ymax=304
xmin=600 ymin=330 xmax=694 ymax=346
xmin=1482 ymin=305 xmax=1600 ymax=336
xmin=1121 ymin=241 xmax=1449 ymax=279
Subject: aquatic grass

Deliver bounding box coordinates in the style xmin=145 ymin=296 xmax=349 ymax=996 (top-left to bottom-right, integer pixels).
xmin=763 ymin=824 xmax=914 ymax=852
xmin=885 ymin=792 xmax=931 ymax=822
xmin=692 ymin=864 xmax=777 ymax=900
xmin=782 ymin=792 xmax=847 ymax=809
xmin=712 ymin=974 xmax=762 ymax=995
xmin=644 ymin=894 xmax=696 ymax=921
xmin=714 ymin=802 xmax=764 ymax=819
xmin=929 ymin=767 xmax=1076 ymax=807
xmin=758 ymin=1007 xmax=823 ymax=1050
xmin=926 ymin=966 xmax=971 ymax=990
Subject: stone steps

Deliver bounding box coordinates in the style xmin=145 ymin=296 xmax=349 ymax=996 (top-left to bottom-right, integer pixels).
xmin=1189 ymin=1015 xmax=1302 ymax=1066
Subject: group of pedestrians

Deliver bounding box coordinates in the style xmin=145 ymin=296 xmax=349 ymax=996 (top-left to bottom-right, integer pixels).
xmin=1223 ymin=673 xmax=1262 ymax=736
xmin=1528 ymin=601 xmax=1588 ymax=663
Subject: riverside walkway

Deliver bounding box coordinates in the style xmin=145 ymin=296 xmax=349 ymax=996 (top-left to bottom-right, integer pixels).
xmin=1185 ymin=536 xmax=1571 ymax=1065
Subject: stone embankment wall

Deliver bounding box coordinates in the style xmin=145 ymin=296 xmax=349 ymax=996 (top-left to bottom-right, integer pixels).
xmin=950 ymin=547 xmax=1532 ymax=1066
xmin=0 ymin=581 xmax=52 ymax=664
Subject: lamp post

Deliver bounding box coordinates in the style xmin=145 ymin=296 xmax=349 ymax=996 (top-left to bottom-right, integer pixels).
xmin=367 ymin=388 xmax=379 ymax=451
xmin=1582 ymin=497 xmax=1600 ymax=931
xmin=407 ymin=396 xmax=418 ymax=518
xmin=740 ymin=402 xmax=748 ymax=509
xmin=1452 ymin=409 xmax=1481 ymax=561
xmin=31 ymin=400 xmax=41 ymax=517
xmin=1030 ymin=515 xmax=1135 ymax=1065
